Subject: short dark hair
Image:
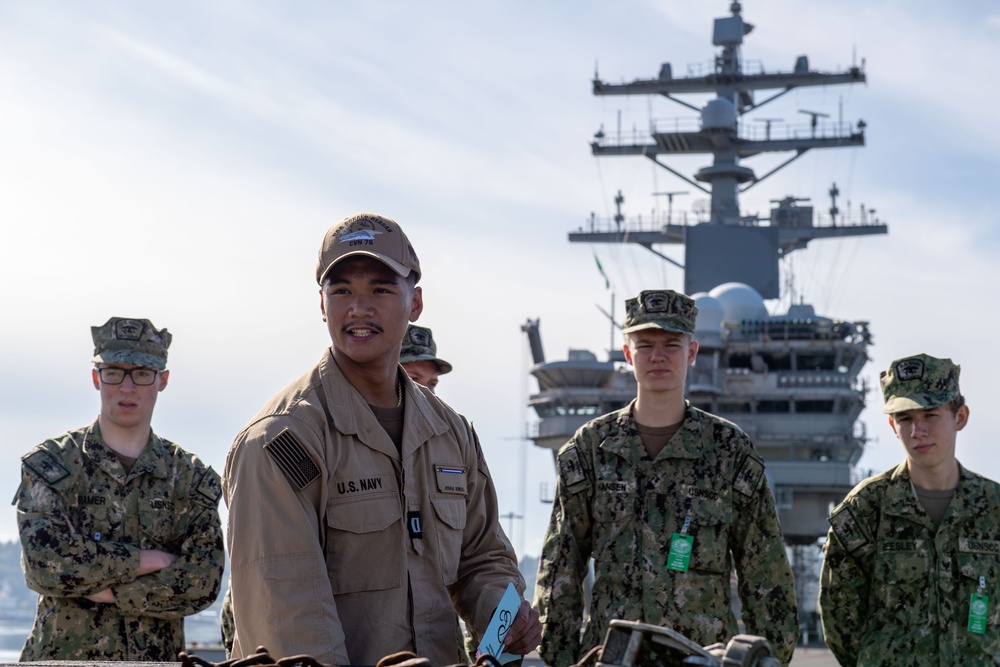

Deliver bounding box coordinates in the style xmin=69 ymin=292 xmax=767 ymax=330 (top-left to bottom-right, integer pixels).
xmin=947 ymin=394 xmax=966 ymax=414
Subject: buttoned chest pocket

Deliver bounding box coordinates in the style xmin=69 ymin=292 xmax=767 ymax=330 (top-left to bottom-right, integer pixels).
xmin=958 ymin=552 xmax=1000 ymax=629
xmin=430 ymin=495 xmax=466 ymax=585
xmin=139 ymin=497 xmax=181 ymax=550
xmin=326 ymin=492 xmax=402 ymax=594
xmin=661 ymin=497 xmax=733 ymax=621
xmin=876 ymin=550 xmax=931 ymax=624
xmin=689 ymin=499 xmax=732 ymax=574
xmin=591 ymin=482 xmax=636 ymax=562
xmin=74 ymin=494 xmax=120 ymax=544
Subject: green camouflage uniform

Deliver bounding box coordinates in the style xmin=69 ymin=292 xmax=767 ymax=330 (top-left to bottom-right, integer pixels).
xmin=820 ymin=463 xmax=1000 ymax=665
xmin=15 ymin=420 xmax=225 ymax=661
xmin=535 ymin=400 xmax=798 ymax=667
xmin=820 ymin=353 xmax=999 ymax=666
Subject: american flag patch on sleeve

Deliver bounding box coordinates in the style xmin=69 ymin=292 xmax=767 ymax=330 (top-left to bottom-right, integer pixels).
xmin=264 ymin=429 xmax=320 ymax=490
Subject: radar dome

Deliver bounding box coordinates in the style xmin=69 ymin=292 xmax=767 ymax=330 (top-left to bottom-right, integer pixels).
xmin=691 ymin=292 xmax=724 ymax=333
xmin=701 ymin=98 xmax=737 ymax=131
xmin=709 ymin=282 xmax=768 ymax=323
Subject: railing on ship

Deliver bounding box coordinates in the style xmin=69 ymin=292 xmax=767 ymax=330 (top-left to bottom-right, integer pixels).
xmin=575 ymin=208 xmax=883 ymax=234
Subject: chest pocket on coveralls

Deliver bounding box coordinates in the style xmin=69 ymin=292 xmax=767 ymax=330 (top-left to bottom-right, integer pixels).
xmin=431 ymin=495 xmax=466 ymax=585
xmin=326 ymin=492 xmax=402 ymax=594
xmin=431 ymin=464 xmax=469 ymax=585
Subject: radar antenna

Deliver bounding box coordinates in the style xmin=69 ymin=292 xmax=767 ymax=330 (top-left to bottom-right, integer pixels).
xmin=755 ymin=117 xmax=783 ymax=140
xmin=798 ymin=109 xmax=830 ymax=137
xmin=652 ymin=190 xmax=688 ymax=224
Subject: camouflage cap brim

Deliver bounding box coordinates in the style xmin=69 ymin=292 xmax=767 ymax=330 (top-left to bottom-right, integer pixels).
xmin=882 ymin=391 xmax=957 ymax=414
xmin=621 ymin=320 xmax=692 ymax=336
xmin=399 ymin=353 xmax=453 ymax=375
xmin=92 ymin=349 xmax=168 ymax=371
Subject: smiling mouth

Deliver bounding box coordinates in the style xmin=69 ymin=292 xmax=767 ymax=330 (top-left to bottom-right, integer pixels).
xmin=343 ymin=323 xmax=384 ymax=338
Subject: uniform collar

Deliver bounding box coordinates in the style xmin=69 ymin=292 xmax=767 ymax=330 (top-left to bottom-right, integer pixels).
xmin=882 ymin=462 xmax=923 ymax=522
xmin=600 ymin=399 xmax=703 ymax=463
xmin=318 ymin=349 xmax=450 ymax=459
xmin=941 ymin=463 xmax=990 ymax=523
xmin=83 ymin=419 xmax=169 ymax=480
xmin=884 ymin=460 xmax=987 ymax=524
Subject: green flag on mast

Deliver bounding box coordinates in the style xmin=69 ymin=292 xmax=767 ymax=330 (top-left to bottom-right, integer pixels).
xmin=594 ymin=253 xmax=610 ymax=289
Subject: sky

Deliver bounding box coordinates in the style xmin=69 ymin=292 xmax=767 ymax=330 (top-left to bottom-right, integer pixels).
xmin=1 ymin=0 xmax=998 ymax=563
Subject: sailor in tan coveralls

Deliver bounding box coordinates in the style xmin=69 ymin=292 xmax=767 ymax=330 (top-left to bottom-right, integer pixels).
xmin=224 ymin=212 xmax=541 ymax=666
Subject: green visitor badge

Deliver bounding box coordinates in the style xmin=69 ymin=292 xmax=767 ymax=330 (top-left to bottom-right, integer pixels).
xmin=667 ymin=533 xmax=693 ymax=572
xmin=969 ymin=594 xmax=989 ymax=634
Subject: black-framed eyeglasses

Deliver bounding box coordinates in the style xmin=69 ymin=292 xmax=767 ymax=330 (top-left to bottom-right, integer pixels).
xmin=96 ymin=367 xmax=160 ymax=386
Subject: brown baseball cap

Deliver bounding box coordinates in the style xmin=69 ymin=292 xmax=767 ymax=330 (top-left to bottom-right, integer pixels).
xmin=316 ymin=212 xmax=421 ymax=285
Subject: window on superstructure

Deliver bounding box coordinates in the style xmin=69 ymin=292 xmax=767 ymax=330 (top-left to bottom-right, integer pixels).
xmin=762 ymin=353 xmax=792 ymax=371
xmin=795 ymin=400 xmax=835 ymax=413
xmin=797 ymin=353 xmax=835 ymax=371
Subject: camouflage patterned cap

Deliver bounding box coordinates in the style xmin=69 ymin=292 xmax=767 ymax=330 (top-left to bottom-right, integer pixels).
xmin=621 ymin=289 xmax=698 ymax=335
xmin=399 ymin=324 xmax=452 ymax=374
xmin=91 ymin=317 xmax=171 ymax=370
xmin=316 ymin=212 xmax=421 ymax=285
xmin=880 ymin=353 xmax=960 ymax=414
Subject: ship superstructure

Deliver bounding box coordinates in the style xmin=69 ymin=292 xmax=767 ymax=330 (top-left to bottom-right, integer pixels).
xmin=524 ymin=1 xmax=886 ymax=636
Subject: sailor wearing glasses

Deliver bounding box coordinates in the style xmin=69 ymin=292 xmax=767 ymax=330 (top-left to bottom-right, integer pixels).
xmin=15 ymin=317 xmax=224 ymax=661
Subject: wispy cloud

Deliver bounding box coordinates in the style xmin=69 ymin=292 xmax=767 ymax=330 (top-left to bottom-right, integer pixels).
xmin=97 ymin=26 xmax=286 ymax=120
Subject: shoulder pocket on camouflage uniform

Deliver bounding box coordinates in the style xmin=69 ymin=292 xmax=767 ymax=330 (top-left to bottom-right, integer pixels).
xmin=193 ymin=467 xmax=223 ymax=508
xmin=828 ymin=504 xmax=873 ymax=556
xmin=559 ymin=444 xmax=591 ymax=495
xmin=17 ymin=448 xmax=75 ymax=513
xmin=732 ymin=451 xmax=765 ymax=502
xmin=22 ymin=448 xmax=72 ymax=489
